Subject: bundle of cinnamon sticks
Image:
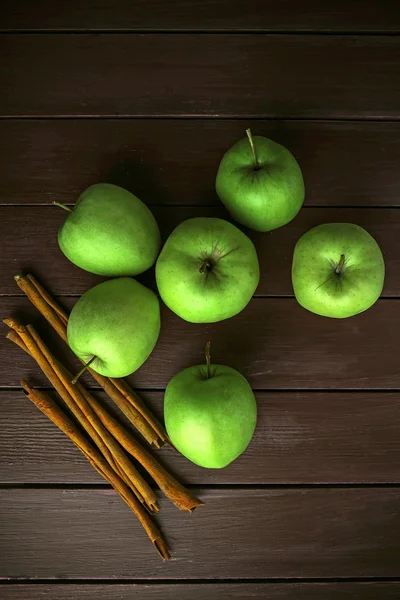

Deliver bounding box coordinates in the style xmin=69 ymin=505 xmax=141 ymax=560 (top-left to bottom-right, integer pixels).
xmin=5 ymin=274 xmax=203 ymax=559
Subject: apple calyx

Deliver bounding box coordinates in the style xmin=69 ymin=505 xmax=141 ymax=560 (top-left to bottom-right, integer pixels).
xmin=246 ymin=128 xmax=261 ymax=171
xmin=53 ymin=201 xmax=73 ymax=213
xmin=205 ymin=340 xmax=211 ymax=379
xmin=71 ymin=355 xmax=96 ymax=384
xmin=199 ymin=257 xmax=216 ymax=275
xmin=335 ymin=254 xmax=346 ymax=276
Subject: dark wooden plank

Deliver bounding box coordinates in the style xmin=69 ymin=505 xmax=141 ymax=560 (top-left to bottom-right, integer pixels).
xmin=1 ymin=35 xmax=399 ymax=118
xmin=2 ymin=0 xmax=399 ymax=32
xmin=2 ymin=582 xmax=400 ymax=600
xmin=1 ymin=296 xmax=399 ymax=390
xmin=1 ymin=488 xmax=399 ymax=578
xmin=1 ymin=389 xmax=399 ymax=484
xmin=0 ymin=206 xmax=396 ymax=297
xmin=1 ymin=120 xmax=399 ymax=208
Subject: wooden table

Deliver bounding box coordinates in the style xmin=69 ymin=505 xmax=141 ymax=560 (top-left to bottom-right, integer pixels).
xmin=1 ymin=2 xmax=400 ymax=598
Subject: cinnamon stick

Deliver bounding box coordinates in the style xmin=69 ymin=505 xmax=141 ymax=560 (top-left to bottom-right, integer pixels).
xmin=28 ymin=323 xmax=159 ymax=513
xmin=91 ymin=373 xmax=161 ymax=447
xmin=6 ymin=320 xmax=129 ymax=493
xmin=6 ymin=329 xmax=131 ymax=486
xmin=20 ymin=380 xmax=169 ymax=560
xmin=7 ymin=322 xmax=203 ymax=513
xmin=15 ymin=275 xmax=68 ymax=341
xmin=6 ymin=329 xmax=29 ymax=354
xmin=81 ymin=384 xmax=203 ymax=512
xmin=8 ymin=320 xmax=142 ymax=501
xmin=5 ymin=318 xmax=158 ymax=514
xmin=15 ymin=273 xmax=167 ymax=447
xmin=27 ymin=273 xmax=69 ymax=325
xmin=110 ymin=377 xmax=169 ymax=445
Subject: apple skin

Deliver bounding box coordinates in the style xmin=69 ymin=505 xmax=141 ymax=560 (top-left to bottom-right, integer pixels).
xmin=58 ymin=183 xmax=161 ymax=276
xmin=164 ymin=364 xmax=257 ymax=468
xmin=216 ymin=135 xmax=305 ymax=232
xmin=67 ymin=277 xmax=160 ymax=377
xmin=292 ymin=223 xmax=385 ymax=318
xmin=155 ymin=217 xmax=260 ymax=323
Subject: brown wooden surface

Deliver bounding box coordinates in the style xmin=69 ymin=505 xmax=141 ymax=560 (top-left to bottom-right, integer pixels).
xmin=1 ymin=488 xmax=399 ymax=578
xmin=1 ymin=34 xmax=399 ymax=118
xmin=1 ymin=296 xmax=399 ymax=390
xmin=1 ymin=2 xmax=399 ymax=596
xmin=3 ymin=583 xmax=400 ymax=599
xmin=3 ymin=1 xmax=399 ymax=32
xmin=1 ymin=120 xmax=400 ymax=208
xmin=1 ymin=389 xmax=399 ymax=485
xmin=0 ymin=206 xmax=397 ymax=296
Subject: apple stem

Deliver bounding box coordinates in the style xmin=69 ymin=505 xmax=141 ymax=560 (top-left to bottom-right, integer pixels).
xmin=335 ymin=254 xmax=346 ymax=275
xmin=199 ymin=258 xmax=214 ymax=275
xmin=246 ymin=128 xmax=260 ymax=170
xmin=53 ymin=201 xmax=72 ymax=213
xmin=205 ymin=341 xmax=211 ymax=379
xmin=71 ymin=356 xmax=96 ymax=385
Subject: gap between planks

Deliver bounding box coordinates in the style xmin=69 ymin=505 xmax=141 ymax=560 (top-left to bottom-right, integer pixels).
xmin=1 ymin=29 xmax=400 ymax=35
xmin=1 ymin=115 xmax=400 ymax=122
xmin=1 ymin=483 xmax=400 ymax=490
xmin=1 ymin=116 xmax=400 ymax=122
xmin=1 ymin=576 xmax=400 ymax=584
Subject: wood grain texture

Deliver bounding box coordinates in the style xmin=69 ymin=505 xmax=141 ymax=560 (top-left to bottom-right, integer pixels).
xmin=0 ymin=206 xmax=395 ymax=296
xmin=1 ymin=120 xmax=399 ymax=208
xmin=2 ymin=582 xmax=400 ymax=600
xmin=1 ymin=389 xmax=399 ymax=484
xmin=1 ymin=5 xmax=399 ymax=586
xmin=3 ymin=0 xmax=399 ymax=32
xmin=1 ymin=296 xmax=400 ymax=390
xmin=1 ymin=35 xmax=399 ymax=117
xmin=1 ymin=488 xmax=399 ymax=578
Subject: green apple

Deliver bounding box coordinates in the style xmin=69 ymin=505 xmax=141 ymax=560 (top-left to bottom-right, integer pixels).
xmin=67 ymin=277 xmax=160 ymax=378
xmin=155 ymin=217 xmax=259 ymax=323
xmin=55 ymin=183 xmax=161 ymax=276
xmin=216 ymin=129 xmax=305 ymax=232
xmin=292 ymin=223 xmax=385 ymax=318
xmin=164 ymin=343 xmax=257 ymax=468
